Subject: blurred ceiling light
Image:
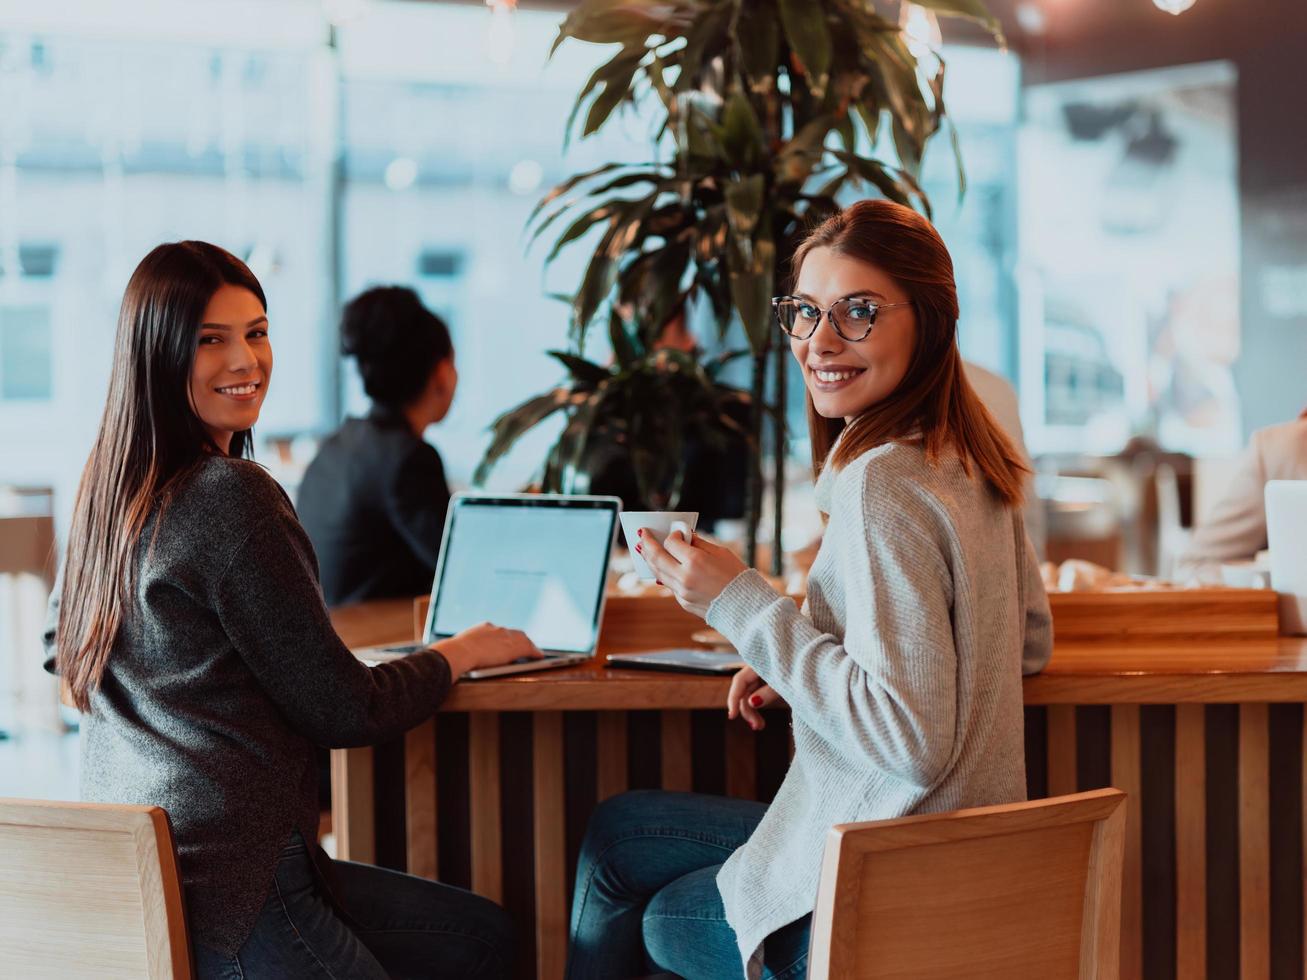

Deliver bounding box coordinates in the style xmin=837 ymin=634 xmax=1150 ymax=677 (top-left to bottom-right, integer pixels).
xmin=384 ymin=156 xmax=419 ymax=191
xmin=508 ymin=159 xmax=544 ymax=196
xmin=1153 ymin=0 xmax=1197 ymax=14
xmin=486 ymin=0 xmax=518 ymax=66
xmin=898 ymin=2 xmax=943 ymax=62
xmin=1015 ymin=2 xmax=1047 ymax=34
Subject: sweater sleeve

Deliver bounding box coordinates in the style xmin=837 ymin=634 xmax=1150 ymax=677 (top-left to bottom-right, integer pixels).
xmin=384 ymin=441 xmax=452 ymax=571
xmin=1019 ymin=516 xmax=1053 ymax=675
xmin=212 ymin=505 xmax=452 ymax=748
xmin=707 ymin=469 xmax=958 ymax=791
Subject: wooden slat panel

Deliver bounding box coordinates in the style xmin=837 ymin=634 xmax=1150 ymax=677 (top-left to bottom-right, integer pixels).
xmin=329 ymin=747 xmax=374 ymax=864
xmin=1239 ymin=703 xmax=1270 ymax=980
xmin=725 ymin=721 xmax=757 ymax=800
xmin=1047 ymin=705 xmax=1078 ymax=797
xmin=661 ymin=710 xmax=692 ymax=792
xmin=1110 ymin=704 xmax=1142 ymax=980
xmin=596 ymin=711 xmax=628 ymax=801
xmin=469 ymin=712 xmax=502 ymax=903
xmin=533 ymin=712 xmax=566 ymax=980
xmin=404 ymin=719 xmax=437 ymax=880
xmin=1174 ymin=703 xmax=1206 ymax=980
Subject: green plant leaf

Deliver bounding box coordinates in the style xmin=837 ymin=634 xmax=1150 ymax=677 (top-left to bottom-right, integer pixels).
xmin=552 ymin=0 xmax=688 ymax=57
xmin=728 ymin=229 xmax=776 ymax=353
xmin=546 ymin=202 xmax=622 ymax=263
xmin=547 ymin=350 xmax=611 ymax=387
xmin=721 ymin=90 xmax=764 ymax=168
xmin=777 ymin=0 xmax=831 ymax=94
xmin=832 ymin=150 xmax=932 ymax=218
xmin=473 ymin=389 xmax=570 ymax=485
xmin=675 ymin=2 xmax=733 ymax=93
xmin=724 ymin=173 xmax=765 ymax=240
xmin=738 ymin=0 xmax=780 ymax=81
xmin=581 ymin=46 xmax=647 ymax=138
xmin=552 ymin=389 xmax=605 ymax=493
xmin=574 ymin=249 xmax=618 ymax=342
xmin=775 ymin=113 xmax=835 ymax=182
xmin=529 ymin=162 xmax=636 ymax=229
xmin=608 ymin=309 xmax=641 ymax=367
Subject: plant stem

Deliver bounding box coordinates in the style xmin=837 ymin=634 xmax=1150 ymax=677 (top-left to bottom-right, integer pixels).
xmin=771 ymin=344 xmax=786 ymax=577
xmin=744 ymin=347 xmax=768 ymax=569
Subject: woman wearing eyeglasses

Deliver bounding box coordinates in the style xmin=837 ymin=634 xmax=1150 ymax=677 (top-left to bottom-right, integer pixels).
xmin=564 ymin=200 xmax=1052 ymax=980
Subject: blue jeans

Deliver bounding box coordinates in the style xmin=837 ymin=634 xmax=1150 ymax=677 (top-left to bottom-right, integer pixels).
xmin=566 ymin=790 xmax=809 ymax=980
xmin=195 ymin=832 xmax=512 ymax=979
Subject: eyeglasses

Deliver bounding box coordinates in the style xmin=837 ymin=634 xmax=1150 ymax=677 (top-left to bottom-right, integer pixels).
xmin=771 ymin=295 xmax=914 ymax=342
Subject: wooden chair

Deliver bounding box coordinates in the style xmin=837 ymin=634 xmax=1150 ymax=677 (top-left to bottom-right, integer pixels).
xmin=0 ymin=798 xmax=192 ymax=979
xmin=809 ymin=788 xmax=1126 ymax=980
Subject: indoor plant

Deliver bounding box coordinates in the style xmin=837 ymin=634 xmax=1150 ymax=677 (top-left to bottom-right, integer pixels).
xmin=478 ymin=0 xmax=1000 ymax=567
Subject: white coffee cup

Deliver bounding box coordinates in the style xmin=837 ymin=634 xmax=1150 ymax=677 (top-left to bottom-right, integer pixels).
xmin=1220 ymin=559 xmax=1271 ymax=590
xmin=619 ymin=511 xmax=699 ymax=581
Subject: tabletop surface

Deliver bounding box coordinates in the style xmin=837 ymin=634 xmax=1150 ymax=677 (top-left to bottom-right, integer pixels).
xmin=329 ymin=597 xmax=1307 ymax=708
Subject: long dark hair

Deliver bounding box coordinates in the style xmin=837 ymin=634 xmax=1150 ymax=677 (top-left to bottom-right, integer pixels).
xmin=57 ymin=242 xmax=266 ymax=711
xmin=793 ymin=200 xmax=1028 ymax=507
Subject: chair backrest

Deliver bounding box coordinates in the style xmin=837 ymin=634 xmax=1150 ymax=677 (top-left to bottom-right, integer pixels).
xmin=808 ymin=788 xmax=1126 ymax=980
xmin=0 ymin=798 xmax=192 ymax=979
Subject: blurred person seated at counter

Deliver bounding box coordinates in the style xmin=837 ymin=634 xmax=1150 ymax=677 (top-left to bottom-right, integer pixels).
xmin=298 ymin=286 xmax=456 ymax=606
xmin=1175 ymin=408 xmax=1307 ymax=582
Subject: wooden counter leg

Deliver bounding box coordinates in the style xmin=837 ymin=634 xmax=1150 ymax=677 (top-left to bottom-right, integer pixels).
xmin=661 ymin=710 xmax=692 ymax=792
xmin=1239 ymin=703 xmax=1269 ymax=980
xmin=1046 ymin=705 xmax=1078 ymax=798
xmin=1110 ymin=704 xmax=1142 ymax=980
xmin=470 ymin=712 xmax=502 ymax=903
xmin=405 ymin=718 xmax=437 ymax=880
xmin=330 ymin=747 xmax=375 ymax=865
xmin=534 ymin=711 xmax=566 ymax=980
xmin=1174 ymin=704 xmax=1206 ymax=980
xmin=725 ymin=720 xmax=756 ymax=800
xmin=596 ymin=711 xmax=628 ymax=802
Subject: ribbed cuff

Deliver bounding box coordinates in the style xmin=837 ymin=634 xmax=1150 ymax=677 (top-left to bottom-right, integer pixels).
xmin=706 ymin=569 xmax=784 ymax=648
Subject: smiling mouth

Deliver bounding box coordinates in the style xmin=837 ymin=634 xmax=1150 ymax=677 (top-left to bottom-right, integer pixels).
xmin=215 ymin=382 xmax=261 ymax=396
xmin=808 ymin=367 xmax=866 ymax=390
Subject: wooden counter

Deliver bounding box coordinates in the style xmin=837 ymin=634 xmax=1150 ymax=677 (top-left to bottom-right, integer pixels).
xmin=329 ymin=599 xmax=1307 ymax=980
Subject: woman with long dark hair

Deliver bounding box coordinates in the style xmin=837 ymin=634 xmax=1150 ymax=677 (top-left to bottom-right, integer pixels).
xmin=44 ymin=241 xmax=537 ymax=979
xmin=565 ymin=200 xmax=1053 ymax=979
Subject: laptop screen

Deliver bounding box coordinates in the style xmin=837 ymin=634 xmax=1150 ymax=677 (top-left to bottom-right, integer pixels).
xmin=427 ymin=494 xmax=619 ymax=653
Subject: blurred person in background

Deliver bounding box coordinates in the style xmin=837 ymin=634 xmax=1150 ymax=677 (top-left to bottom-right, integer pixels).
xmin=1175 ymin=408 xmax=1307 ymax=582
xmin=298 ymin=286 xmax=457 ymax=606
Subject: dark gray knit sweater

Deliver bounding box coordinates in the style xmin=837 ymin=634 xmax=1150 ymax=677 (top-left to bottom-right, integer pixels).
xmin=43 ymin=455 xmax=451 ymax=954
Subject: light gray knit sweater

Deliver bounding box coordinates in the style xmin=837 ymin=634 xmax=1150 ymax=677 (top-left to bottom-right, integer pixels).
xmin=705 ymin=439 xmax=1052 ymax=978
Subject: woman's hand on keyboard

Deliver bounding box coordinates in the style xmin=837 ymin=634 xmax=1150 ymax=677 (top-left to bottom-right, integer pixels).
xmin=433 ymin=623 xmax=542 ymax=679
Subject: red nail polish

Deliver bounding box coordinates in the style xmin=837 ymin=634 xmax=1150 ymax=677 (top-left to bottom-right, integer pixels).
xmin=635 ymin=543 xmax=643 ymax=553
xmin=656 ymin=579 xmax=663 ymax=586
xmin=749 ymin=694 xmax=763 ymax=707
xmin=637 ymin=528 xmax=644 ymax=537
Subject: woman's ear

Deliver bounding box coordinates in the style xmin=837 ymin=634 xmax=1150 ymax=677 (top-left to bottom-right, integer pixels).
xmin=430 ymin=356 xmax=458 ymax=423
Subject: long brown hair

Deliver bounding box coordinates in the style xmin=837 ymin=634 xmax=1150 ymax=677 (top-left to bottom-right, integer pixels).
xmin=57 ymin=242 xmax=266 ymax=711
xmin=793 ymin=200 xmax=1028 ymax=507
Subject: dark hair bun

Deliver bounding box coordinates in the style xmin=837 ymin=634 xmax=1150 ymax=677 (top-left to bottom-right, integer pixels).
xmin=340 ymin=286 xmax=453 ymax=409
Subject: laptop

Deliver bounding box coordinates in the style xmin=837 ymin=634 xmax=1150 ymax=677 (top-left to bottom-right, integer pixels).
xmin=356 ymin=492 xmax=621 ymax=678
xmin=1266 ymin=480 xmax=1307 ymax=635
